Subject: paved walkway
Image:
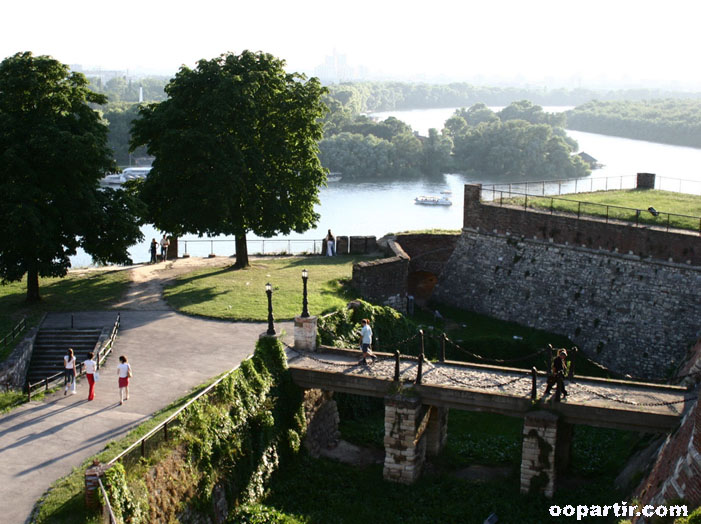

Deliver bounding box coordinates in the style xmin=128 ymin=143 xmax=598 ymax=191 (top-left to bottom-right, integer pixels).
xmin=0 ymin=258 xmax=292 ymax=524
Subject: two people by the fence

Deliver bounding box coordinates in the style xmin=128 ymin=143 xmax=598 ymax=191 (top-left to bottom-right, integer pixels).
xmin=118 ymin=355 xmax=133 ymax=405
xmin=63 ymin=348 xmax=76 ymax=395
xmin=325 ymin=229 xmax=335 ymax=256
xmin=84 ymin=352 xmax=97 ymax=401
xmin=544 ymin=348 xmax=569 ymax=401
xmin=358 ymin=318 xmax=377 ymax=365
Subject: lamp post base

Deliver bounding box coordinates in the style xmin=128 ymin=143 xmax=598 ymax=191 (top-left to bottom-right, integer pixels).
xmin=294 ymin=315 xmax=318 ymax=352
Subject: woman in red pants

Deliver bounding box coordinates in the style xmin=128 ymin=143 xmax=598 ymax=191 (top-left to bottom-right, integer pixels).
xmin=84 ymin=351 xmax=97 ymax=401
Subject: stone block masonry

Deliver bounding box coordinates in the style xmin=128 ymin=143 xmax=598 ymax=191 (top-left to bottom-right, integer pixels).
xmin=353 ymin=240 xmax=409 ymax=313
xmin=463 ymin=184 xmax=700 ymax=266
xmin=433 ymin=230 xmax=700 ymax=378
xmin=383 ymin=394 xmax=428 ymax=484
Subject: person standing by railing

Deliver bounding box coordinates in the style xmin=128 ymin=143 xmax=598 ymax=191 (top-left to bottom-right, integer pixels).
xmin=357 ymin=318 xmax=377 ymax=365
xmin=84 ymin=352 xmax=97 ymax=401
xmin=325 ymin=229 xmax=335 ymax=256
xmin=63 ymin=348 xmax=77 ymax=395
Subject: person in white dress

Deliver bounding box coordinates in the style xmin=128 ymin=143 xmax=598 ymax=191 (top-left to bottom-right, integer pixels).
xmin=117 ymin=355 xmax=133 ymax=405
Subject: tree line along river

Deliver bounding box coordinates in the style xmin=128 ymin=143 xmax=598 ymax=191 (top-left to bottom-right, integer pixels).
xmin=71 ymin=107 xmax=701 ymax=267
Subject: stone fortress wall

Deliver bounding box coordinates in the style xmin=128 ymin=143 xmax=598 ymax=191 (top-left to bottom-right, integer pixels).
xmin=432 ymin=184 xmax=701 ymax=379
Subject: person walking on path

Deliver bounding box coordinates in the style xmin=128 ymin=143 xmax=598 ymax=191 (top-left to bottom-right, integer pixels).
xmin=149 ymin=238 xmax=158 ymax=264
xmin=84 ymin=352 xmax=97 ymax=401
xmin=160 ymin=234 xmax=170 ymax=261
xmin=357 ymin=318 xmax=377 ymax=365
xmin=544 ymin=348 xmax=569 ymax=401
xmin=63 ymin=348 xmax=77 ymax=395
xmin=325 ymin=229 xmax=335 ymax=256
xmin=117 ymin=355 xmax=133 ymax=405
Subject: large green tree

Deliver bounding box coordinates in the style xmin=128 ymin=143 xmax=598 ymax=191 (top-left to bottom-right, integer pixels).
xmin=0 ymin=52 xmax=144 ymax=302
xmin=131 ymin=51 xmax=327 ymax=268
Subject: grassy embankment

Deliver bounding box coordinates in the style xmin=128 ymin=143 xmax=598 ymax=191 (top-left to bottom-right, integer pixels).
xmin=0 ymin=269 xmax=131 ymax=411
xmin=502 ymin=189 xmax=701 ymax=231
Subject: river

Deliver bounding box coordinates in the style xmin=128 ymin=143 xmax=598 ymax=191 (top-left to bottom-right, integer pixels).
xmin=71 ymin=107 xmax=701 ymax=266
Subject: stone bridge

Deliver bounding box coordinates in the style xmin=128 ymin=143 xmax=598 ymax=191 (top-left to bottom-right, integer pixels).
xmin=287 ymin=346 xmax=694 ymax=497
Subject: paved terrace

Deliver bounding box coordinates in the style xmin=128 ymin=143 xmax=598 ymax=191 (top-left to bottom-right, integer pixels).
xmin=287 ymin=347 xmax=694 ymax=433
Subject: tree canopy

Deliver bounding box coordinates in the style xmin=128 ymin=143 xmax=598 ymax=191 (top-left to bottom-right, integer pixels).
xmin=0 ymin=52 xmax=144 ymax=301
xmin=130 ymin=51 xmax=328 ymax=268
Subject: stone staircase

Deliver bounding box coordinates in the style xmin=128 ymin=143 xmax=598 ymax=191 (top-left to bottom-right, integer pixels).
xmin=27 ymin=329 xmax=102 ymax=385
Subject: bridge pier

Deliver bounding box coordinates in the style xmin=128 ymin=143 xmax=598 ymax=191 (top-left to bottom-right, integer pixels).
xmin=302 ymin=389 xmax=339 ymax=457
xmin=425 ymin=407 xmax=448 ymax=456
xmin=520 ymin=411 xmax=572 ymax=497
xmin=294 ymin=315 xmax=318 ymax=352
xmin=383 ymin=394 xmax=431 ymax=484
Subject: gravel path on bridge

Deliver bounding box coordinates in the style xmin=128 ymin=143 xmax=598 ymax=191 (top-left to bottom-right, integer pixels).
xmin=0 ymin=257 xmax=292 ymax=524
xmin=286 ymin=349 xmax=692 ymax=417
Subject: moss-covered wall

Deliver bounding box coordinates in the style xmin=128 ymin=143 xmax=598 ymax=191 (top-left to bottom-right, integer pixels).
xmin=103 ymin=337 xmax=305 ymax=523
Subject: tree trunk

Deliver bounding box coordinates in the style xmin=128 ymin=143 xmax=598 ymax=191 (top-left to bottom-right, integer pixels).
xmin=26 ymin=265 xmax=41 ymax=303
xmin=234 ymin=234 xmax=249 ymax=268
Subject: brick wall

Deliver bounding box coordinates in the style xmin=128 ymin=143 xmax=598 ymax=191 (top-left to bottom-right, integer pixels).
xmin=352 ymin=240 xmax=409 ymax=312
xmin=463 ymin=184 xmax=700 ymax=266
xmin=632 ymin=399 xmax=701 ymax=522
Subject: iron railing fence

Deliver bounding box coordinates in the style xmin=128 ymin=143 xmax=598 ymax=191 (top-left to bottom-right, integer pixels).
xmin=105 ymin=357 xmax=249 ymax=470
xmin=26 ymin=314 xmax=121 ymax=401
xmin=481 ymin=188 xmax=701 ymax=234
xmin=1 ymin=316 xmax=26 ymax=350
xmin=180 ymin=238 xmax=323 ymax=259
xmin=482 ymin=175 xmax=701 ymax=199
xmin=97 ymin=477 xmax=118 ymax=524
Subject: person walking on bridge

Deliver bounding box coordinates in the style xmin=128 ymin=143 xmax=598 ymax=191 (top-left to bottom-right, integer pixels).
xmin=358 ymin=318 xmax=377 ymax=365
xmin=544 ymin=348 xmax=569 ymax=401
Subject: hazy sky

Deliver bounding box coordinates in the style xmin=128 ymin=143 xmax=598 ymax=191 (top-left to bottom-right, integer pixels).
xmin=2 ymin=0 xmax=698 ymax=88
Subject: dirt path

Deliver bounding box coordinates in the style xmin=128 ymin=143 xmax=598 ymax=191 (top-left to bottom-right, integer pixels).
xmin=110 ymin=256 xmax=236 ymax=310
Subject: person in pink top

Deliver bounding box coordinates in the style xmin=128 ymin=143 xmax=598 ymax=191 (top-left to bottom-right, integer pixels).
xmin=117 ymin=355 xmax=133 ymax=405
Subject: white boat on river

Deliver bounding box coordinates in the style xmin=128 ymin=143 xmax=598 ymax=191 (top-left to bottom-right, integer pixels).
xmin=415 ymin=191 xmax=452 ymax=206
xmin=100 ymin=167 xmax=152 ymax=186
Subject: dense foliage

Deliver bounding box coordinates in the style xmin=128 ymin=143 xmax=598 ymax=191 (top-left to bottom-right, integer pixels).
xmin=0 ymin=52 xmax=144 ymax=301
xmin=130 ymin=51 xmax=328 ymax=267
xmin=103 ymin=337 xmax=305 ymax=523
xmin=325 ymin=82 xmax=701 ymax=113
xmin=566 ymin=99 xmax=701 ymax=148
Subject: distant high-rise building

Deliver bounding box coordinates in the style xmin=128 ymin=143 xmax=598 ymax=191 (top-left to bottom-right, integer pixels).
xmin=313 ymin=50 xmax=356 ymax=83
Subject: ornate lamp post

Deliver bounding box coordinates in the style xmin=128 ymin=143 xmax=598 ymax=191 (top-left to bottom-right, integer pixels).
xmin=301 ymin=269 xmax=310 ymax=318
xmin=265 ymin=282 xmax=276 ymax=336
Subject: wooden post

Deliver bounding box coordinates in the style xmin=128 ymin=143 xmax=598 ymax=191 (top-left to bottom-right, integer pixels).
xmin=394 ymin=351 xmax=400 ymax=382
xmin=531 ymin=367 xmax=537 ymax=401
xmin=416 ymin=353 xmax=424 ymax=385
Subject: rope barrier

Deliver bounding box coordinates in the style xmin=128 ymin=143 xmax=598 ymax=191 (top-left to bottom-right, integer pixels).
xmin=443 ymin=334 xmax=551 ymax=364
xmin=430 ymin=365 xmax=530 ymax=390
xmin=571 ymin=381 xmax=698 ymax=407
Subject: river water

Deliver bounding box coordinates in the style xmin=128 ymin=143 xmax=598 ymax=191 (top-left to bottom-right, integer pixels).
xmin=71 ymin=107 xmax=701 ymax=266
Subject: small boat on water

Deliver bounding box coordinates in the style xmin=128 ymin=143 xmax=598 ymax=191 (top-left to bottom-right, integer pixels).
xmin=100 ymin=167 xmax=152 ymax=186
xmin=414 ymin=190 xmax=452 ymax=206
xmin=327 ymin=172 xmax=342 ymax=182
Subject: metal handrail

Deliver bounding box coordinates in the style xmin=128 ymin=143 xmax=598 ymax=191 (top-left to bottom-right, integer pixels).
xmin=180 ymin=238 xmax=322 ymax=257
xmin=97 ymin=477 xmax=118 ymax=524
xmin=26 ymin=313 xmax=121 ymax=401
xmin=482 ymin=174 xmax=701 ymax=197
xmin=107 ymin=356 xmax=250 ymax=467
xmin=1 ymin=316 xmax=27 ymax=349
xmin=483 ymin=188 xmax=701 ymax=234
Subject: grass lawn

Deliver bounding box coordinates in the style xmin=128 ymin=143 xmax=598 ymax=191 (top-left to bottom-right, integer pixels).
xmin=501 ymin=189 xmax=701 ymax=231
xmin=164 ymin=255 xmax=372 ymax=321
xmin=0 ymin=269 xmax=131 ymax=362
